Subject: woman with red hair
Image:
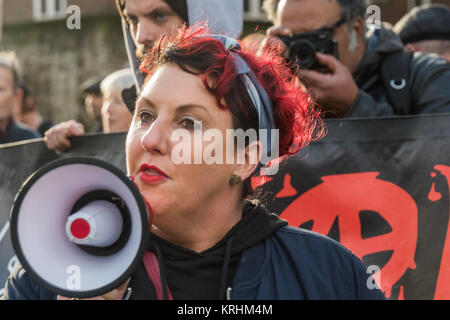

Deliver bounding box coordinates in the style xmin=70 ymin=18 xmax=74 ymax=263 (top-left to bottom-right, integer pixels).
xmin=122 ymin=25 xmax=383 ymax=300
xmin=3 ymin=26 xmax=384 ymax=300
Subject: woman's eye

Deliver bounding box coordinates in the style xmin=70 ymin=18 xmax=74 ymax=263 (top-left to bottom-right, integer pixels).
xmin=180 ymin=118 xmax=200 ymax=130
xmin=138 ymin=111 xmax=154 ymax=124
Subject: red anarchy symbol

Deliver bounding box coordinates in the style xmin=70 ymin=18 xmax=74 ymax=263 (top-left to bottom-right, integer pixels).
xmin=280 ymin=172 xmax=418 ymax=298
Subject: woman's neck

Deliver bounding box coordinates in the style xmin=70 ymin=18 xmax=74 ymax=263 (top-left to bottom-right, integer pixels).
xmin=151 ymin=194 xmax=244 ymax=253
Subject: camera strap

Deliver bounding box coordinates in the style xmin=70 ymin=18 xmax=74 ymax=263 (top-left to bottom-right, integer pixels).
xmin=380 ymin=50 xmax=414 ymax=115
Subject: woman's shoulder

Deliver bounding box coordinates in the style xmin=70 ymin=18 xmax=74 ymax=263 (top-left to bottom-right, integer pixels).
xmin=267 ymin=225 xmax=386 ymax=299
xmin=272 ymin=225 xmax=361 ymax=265
xmin=275 ymin=225 xmax=353 ymax=253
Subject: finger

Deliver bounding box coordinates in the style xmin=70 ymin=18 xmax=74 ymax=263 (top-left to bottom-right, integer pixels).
xmin=57 ymin=279 xmax=131 ymax=301
xmin=67 ymin=121 xmax=85 ymax=136
xmin=300 ymin=70 xmax=329 ymax=88
xmin=45 ymin=129 xmax=60 ymax=151
xmin=51 ymin=121 xmax=82 ymax=152
xmin=44 ymin=124 xmax=68 ymax=151
xmin=315 ymin=53 xmax=337 ymax=73
xmin=57 ymin=295 xmax=107 ymax=300
xmin=102 ymin=278 xmax=131 ymax=300
xmin=261 ymin=26 xmax=292 ymax=55
xmin=54 ymin=132 xmax=71 ymax=152
xmin=266 ymin=26 xmax=292 ymax=37
xmin=44 ymin=132 xmax=54 ymax=150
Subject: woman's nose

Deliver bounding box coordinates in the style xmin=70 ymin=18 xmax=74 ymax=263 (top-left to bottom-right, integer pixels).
xmin=140 ymin=120 xmax=170 ymax=156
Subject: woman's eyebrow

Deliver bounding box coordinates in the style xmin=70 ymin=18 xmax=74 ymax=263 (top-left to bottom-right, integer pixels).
xmin=135 ymin=97 xmax=156 ymax=111
xmin=176 ymin=104 xmax=211 ymax=117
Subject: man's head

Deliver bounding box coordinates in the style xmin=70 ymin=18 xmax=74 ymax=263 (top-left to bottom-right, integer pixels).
xmin=80 ymin=76 xmax=105 ymax=120
xmin=118 ymin=0 xmax=186 ymax=59
xmin=100 ymin=69 xmax=134 ymax=133
xmin=394 ymin=4 xmax=450 ymax=62
xmin=0 ymin=52 xmax=22 ymax=121
xmin=264 ymin=0 xmax=367 ymax=74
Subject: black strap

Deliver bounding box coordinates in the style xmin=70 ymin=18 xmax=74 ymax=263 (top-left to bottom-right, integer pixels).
xmin=380 ymin=50 xmax=414 ymax=115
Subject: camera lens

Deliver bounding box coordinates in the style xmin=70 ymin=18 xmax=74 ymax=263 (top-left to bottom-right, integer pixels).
xmin=289 ymin=40 xmax=317 ymax=69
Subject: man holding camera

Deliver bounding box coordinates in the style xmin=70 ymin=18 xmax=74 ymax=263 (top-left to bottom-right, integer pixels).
xmin=263 ymin=0 xmax=450 ymax=118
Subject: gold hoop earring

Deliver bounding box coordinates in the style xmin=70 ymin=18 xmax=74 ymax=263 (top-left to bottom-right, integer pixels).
xmin=229 ymin=173 xmax=242 ymax=186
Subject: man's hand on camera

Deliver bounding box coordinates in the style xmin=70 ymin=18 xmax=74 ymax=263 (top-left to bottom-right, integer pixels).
xmin=300 ymin=53 xmax=359 ymax=117
xmin=44 ymin=120 xmax=85 ymax=153
xmin=260 ymin=26 xmax=291 ymax=55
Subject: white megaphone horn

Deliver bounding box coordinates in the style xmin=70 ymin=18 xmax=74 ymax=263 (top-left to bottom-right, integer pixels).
xmin=10 ymin=156 xmax=150 ymax=298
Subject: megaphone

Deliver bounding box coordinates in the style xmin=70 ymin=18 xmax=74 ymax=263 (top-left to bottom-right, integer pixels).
xmin=10 ymin=156 xmax=150 ymax=298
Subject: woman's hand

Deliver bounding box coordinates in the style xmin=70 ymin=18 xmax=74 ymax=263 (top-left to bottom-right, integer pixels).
xmin=57 ymin=278 xmax=130 ymax=300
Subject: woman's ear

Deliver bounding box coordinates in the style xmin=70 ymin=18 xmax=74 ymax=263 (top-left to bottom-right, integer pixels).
xmin=232 ymin=140 xmax=263 ymax=182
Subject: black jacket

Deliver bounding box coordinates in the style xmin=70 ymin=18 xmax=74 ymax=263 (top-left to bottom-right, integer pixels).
xmin=0 ymin=120 xmax=40 ymax=145
xmin=347 ymin=25 xmax=450 ymax=117
xmin=1 ymin=202 xmax=385 ymax=300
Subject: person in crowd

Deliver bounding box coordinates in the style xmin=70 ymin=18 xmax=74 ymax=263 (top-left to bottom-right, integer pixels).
xmin=2 ymin=26 xmax=385 ymax=300
xmin=44 ymin=69 xmax=135 ymax=151
xmin=12 ymin=84 xmax=54 ymax=137
xmin=79 ymin=76 xmax=105 ymax=132
xmin=394 ymin=4 xmax=450 ymax=62
xmin=43 ymin=0 xmax=244 ymax=152
xmin=100 ymin=69 xmax=135 ymax=134
xmin=115 ymin=0 xmax=243 ymax=93
xmin=0 ymin=52 xmax=40 ymax=145
xmin=262 ymin=0 xmax=450 ymax=118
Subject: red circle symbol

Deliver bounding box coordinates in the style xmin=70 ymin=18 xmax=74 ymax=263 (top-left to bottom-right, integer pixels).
xmin=70 ymin=218 xmax=91 ymax=239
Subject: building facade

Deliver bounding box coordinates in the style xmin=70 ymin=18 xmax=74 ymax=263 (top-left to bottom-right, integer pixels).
xmin=1 ymin=0 xmax=126 ymax=129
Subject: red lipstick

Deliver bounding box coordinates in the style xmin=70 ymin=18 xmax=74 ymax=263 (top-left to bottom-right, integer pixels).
xmin=138 ymin=163 xmax=170 ymax=184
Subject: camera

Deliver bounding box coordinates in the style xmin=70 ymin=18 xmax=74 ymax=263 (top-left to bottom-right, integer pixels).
xmin=278 ymin=29 xmax=339 ymax=71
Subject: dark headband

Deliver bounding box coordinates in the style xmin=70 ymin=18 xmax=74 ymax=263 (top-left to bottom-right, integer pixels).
xmin=204 ymin=35 xmax=279 ymax=174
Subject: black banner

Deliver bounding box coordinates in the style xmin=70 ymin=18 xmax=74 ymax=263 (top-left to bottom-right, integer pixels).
xmin=262 ymin=114 xmax=450 ymax=300
xmin=1 ymin=114 xmax=450 ymax=300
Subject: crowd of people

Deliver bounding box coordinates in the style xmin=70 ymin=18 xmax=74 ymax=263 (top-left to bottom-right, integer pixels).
xmin=1 ymin=0 xmax=450 ymax=300
xmin=1 ymin=1 xmax=449 ymax=147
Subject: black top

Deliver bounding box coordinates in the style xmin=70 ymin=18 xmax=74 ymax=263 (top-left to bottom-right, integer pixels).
xmin=0 ymin=119 xmax=40 ymax=145
xmin=129 ymin=200 xmax=287 ymax=300
xmin=37 ymin=120 xmax=54 ymax=137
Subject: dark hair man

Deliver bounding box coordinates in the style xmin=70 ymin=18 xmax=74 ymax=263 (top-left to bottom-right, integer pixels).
xmin=116 ymin=0 xmax=244 ymax=96
xmin=262 ymin=0 xmax=450 ymax=118
xmin=0 ymin=52 xmax=40 ymax=145
xmin=394 ymin=4 xmax=450 ymax=62
xmin=45 ymin=0 xmax=244 ymax=152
